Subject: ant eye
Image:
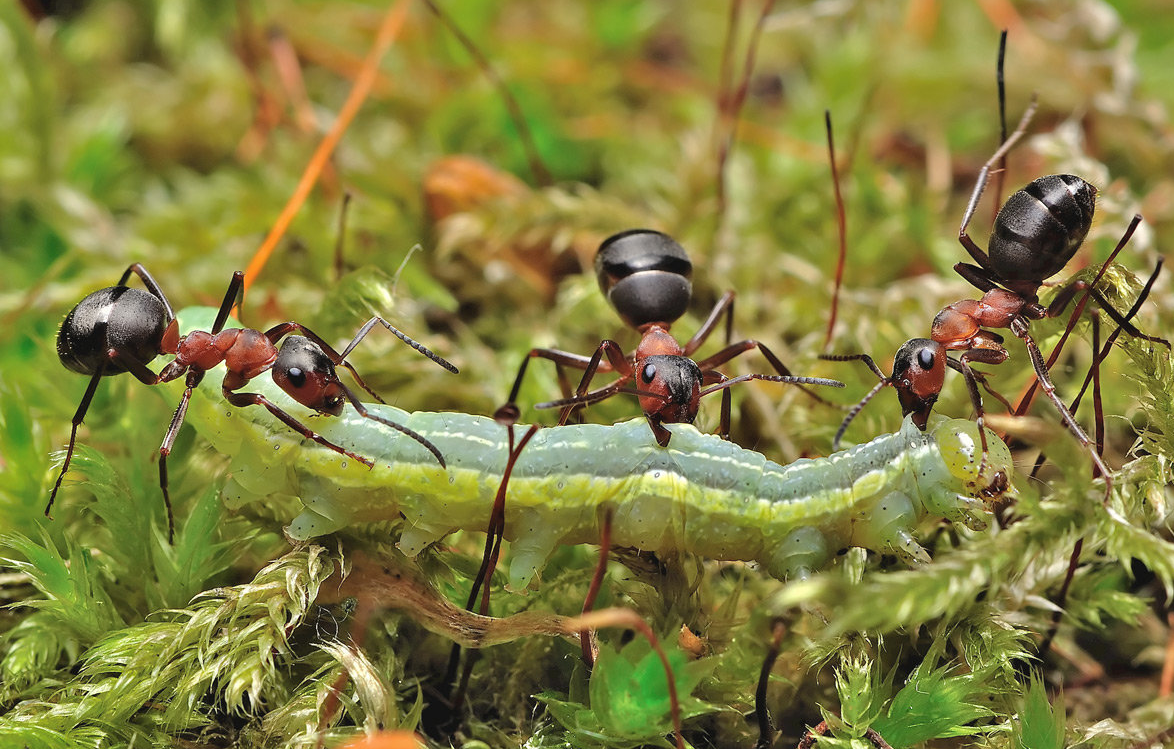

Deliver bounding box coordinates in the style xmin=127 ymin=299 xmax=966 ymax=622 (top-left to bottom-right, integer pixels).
xmin=287 ymin=367 xmax=306 ymax=388
xmin=917 ymin=349 xmax=935 ymax=370
xmin=642 ymin=363 xmax=657 ymax=383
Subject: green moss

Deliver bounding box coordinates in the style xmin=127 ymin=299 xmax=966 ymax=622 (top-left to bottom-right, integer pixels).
xmin=3 ymin=1 xmax=1174 ymax=747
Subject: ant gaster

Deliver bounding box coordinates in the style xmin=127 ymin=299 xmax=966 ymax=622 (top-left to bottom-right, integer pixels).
xmin=496 ymin=229 xmax=842 ymax=446
xmin=48 ymin=266 xmax=457 ymax=542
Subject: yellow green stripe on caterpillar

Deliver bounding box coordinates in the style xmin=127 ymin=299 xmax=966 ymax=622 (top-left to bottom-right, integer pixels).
xmin=177 ymin=307 xmax=1016 ymax=590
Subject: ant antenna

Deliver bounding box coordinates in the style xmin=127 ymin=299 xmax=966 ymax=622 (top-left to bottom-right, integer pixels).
xmin=819 ymin=352 xmax=890 ymax=450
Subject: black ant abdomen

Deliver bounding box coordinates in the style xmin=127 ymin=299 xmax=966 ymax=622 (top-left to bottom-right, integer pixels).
xmin=988 ymin=174 xmax=1096 ymax=286
xmin=57 ymin=286 xmax=177 ymax=378
xmin=595 ymin=229 xmax=693 ymax=329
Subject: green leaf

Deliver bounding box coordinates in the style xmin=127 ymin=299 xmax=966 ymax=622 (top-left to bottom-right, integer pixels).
xmin=873 ymin=665 xmax=994 ymax=747
xmin=1011 ymin=676 xmax=1065 ymax=749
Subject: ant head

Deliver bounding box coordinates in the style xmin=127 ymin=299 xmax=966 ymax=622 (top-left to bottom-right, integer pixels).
xmin=595 ymin=229 xmax=693 ymax=330
xmin=989 ymin=175 xmax=1096 ymax=289
xmin=273 ymin=336 xmax=346 ymax=415
xmin=891 ymin=338 xmax=946 ymax=430
xmin=57 ymin=286 xmax=173 ymax=376
xmin=636 ymin=354 xmax=703 ymax=424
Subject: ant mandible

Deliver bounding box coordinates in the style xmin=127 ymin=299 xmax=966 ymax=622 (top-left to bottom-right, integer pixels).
xmin=496 ymin=229 xmax=843 ymax=446
xmin=48 ymin=266 xmax=457 ymax=542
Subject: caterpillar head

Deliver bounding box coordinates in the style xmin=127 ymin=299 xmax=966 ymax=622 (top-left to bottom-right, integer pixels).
xmin=932 ymin=418 xmax=1016 ymax=505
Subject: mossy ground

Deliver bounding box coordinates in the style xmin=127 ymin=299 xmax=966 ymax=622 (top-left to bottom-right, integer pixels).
xmin=1 ymin=1 xmax=1173 ymax=747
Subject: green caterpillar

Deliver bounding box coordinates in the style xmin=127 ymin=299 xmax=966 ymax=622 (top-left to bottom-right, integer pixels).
xmin=178 ymin=307 xmax=1015 ymax=590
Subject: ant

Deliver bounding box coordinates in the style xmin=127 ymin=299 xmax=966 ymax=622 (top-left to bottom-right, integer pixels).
xmin=821 ymin=29 xmax=1167 ymax=489
xmin=830 ymin=103 xmax=1168 ymax=494
xmin=48 ymin=265 xmax=457 ymax=542
xmin=935 ymin=97 xmax=1168 ymax=488
xmin=496 ymin=229 xmax=843 ymax=446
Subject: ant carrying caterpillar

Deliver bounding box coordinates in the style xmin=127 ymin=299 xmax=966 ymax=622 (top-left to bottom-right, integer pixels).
xmin=179 ymin=305 xmax=1015 ymax=590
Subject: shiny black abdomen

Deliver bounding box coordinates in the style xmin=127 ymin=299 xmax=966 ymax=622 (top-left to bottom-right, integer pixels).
xmin=56 ymin=287 xmax=171 ymax=375
xmin=595 ymin=229 xmax=693 ymax=328
xmin=988 ymin=174 xmax=1095 ymax=283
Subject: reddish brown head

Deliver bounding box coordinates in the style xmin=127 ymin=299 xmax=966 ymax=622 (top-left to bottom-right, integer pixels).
xmin=891 ymin=338 xmax=946 ymax=430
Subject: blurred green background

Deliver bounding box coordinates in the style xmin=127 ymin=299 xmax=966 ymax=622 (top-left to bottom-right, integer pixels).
xmin=2 ymin=1 xmax=1173 ymax=747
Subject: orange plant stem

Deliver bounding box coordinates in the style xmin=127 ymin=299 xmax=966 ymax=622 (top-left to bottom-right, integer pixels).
xmin=243 ymin=0 xmax=411 ymax=293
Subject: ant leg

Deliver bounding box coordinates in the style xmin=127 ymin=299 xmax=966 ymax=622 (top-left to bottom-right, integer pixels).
xmin=754 ymin=619 xmax=787 ymax=749
xmin=557 ymin=340 xmax=633 ymax=426
xmin=156 ymin=370 xmax=207 ymax=544
xmin=1014 ymin=216 xmax=1164 ymax=417
xmin=222 ymin=388 xmax=375 ymax=468
xmin=211 ymin=272 xmax=246 ymax=334
xmin=449 ymin=424 xmax=539 ymax=711
xmin=1030 ymin=259 xmax=1162 ymax=479
xmin=119 ymin=263 xmax=176 ymax=320
xmin=1018 ymin=329 xmax=1113 ymax=501
xmin=946 ymin=351 xmax=1008 ymax=478
xmin=990 ymin=30 xmax=1009 ymax=222
xmin=1047 ymin=281 xmax=1169 ymax=347
xmin=108 ymin=348 xmax=166 ymax=386
xmin=969 ymin=368 xmax=1015 ymax=411
xmin=1043 ymin=215 xmax=1165 ymax=342
xmin=340 ymin=384 xmax=446 ymax=468
xmin=1035 ymin=268 xmax=1162 ymax=663
xmin=496 ymin=347 xmax=601 ymax=423
xmin=48 ymin=345 xmax=172 ymax=518
xmin=953 ymin=262 xmax=1001 ymax=294
xmin=682 ymin=290 xmax=736 ymax=356
xmin=45 ymin=364 xmax=107 ymax=518
xmin=958 ymin=98 xmax=1038 ymax=270
xmin=580 ymin=507 xmax=614 ymax=666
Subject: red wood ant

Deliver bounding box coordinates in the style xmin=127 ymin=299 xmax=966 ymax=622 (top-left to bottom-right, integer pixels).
xmin=48 ymin=266 xmax=457 ymax=542
xmin=829 ymin=105 xmax=1168 ymax=495
xmin=496 ymin=229 xmax=843 ymax=445
xmin=935 ymin=103 xmax=1168 ymax=492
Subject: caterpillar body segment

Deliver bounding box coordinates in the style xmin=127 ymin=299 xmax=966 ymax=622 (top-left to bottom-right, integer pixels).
xmin=178 ymin=307 xmax=1015 ymax=590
